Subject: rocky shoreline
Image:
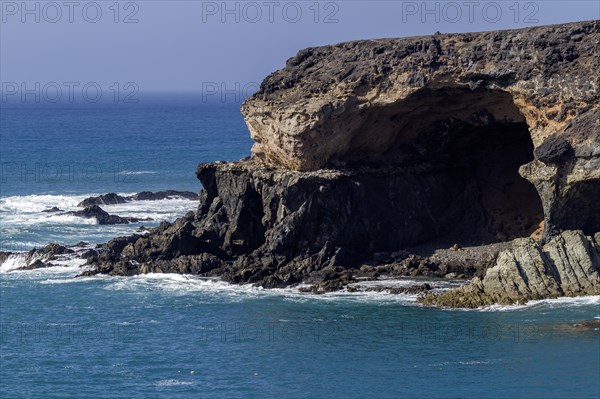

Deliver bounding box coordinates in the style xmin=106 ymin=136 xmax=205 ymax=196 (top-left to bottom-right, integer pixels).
xmin=420 ymin=231 xmax=600 ymax=307
xmin=6 ymin=21 xmax=600 ymax=308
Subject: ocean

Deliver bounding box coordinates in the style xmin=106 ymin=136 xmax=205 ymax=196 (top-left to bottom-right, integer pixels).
xmin=1 ymin=96 xmax=599 ymax=399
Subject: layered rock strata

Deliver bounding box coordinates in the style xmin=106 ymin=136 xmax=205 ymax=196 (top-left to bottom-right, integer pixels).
xmin=420 ymin=231 xmax=600 ymax=307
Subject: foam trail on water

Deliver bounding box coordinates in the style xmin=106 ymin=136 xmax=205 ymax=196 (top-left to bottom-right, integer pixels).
xmin=119 ymin=170 xmax=158 ymax=175
xmin=472 ymin=295 xmax=600 ymax=312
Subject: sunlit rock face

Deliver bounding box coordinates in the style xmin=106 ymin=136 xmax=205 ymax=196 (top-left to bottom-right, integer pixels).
xmin=242 ymin=20 xmax=600 ymax=238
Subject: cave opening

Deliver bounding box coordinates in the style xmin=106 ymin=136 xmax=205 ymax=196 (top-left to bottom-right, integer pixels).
xmin=427 ymin=116 xmax=545 ymax=244
xmin=341 ymin=87 xmax=546 ymax=247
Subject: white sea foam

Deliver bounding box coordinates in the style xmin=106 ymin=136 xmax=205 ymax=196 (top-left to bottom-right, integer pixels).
xmin=0 ymin=193 xmax=197 ymax=251
xmin=0 ymin=193 xmax=198 ymax=226
xmin=428 ymin=359 xmax=503 ymax=367
xmin=0 ymin=193 xmax=196 ymax=228
xmin=0 ymin=194 xmax=90 ymax=213
xmin=39 ymin=276 xmax=97 ymax=284
xmin=4 ymin=260 xmax=600 ymax=309
xmin=105 ymin=274 xmax=264 ymax=298
xmin=156 ymin=379 xmax=193 ymax=387
xmin=472 ymin=295 xmax=600 ymax=312
xmin=0 ymin=253 xmax=31 ymax=273
xmin=0 ymin=252 xmax=87 ymax=275
xmin=347 ymin=277 xmax=465 ymax=292
xmin=119 ymin=170 xmax=158 ymax=175
xmin=46 ymin=214 xmax=99 ymax=225
xmin=102 ymin=197 xmax=196 ymax=220
xmin=100 ymin=273 xmax=424 ymax=305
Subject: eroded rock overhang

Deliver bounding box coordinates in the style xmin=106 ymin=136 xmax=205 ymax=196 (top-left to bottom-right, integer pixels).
xmin=241 ymin=20 xmax=600 ymax=239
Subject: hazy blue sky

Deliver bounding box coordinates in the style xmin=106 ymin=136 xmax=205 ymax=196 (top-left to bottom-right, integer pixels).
xmin=1 ymin=1 xmax=599 ymax=93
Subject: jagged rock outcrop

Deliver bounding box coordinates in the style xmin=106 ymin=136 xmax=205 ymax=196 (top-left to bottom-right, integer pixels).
xmin=420 ymin=231 xmax=600 ymax=307
xmin=63 ymin=205 xmax=149 ymax=225
xmin=85 ymin=21 xmax=600 ymax=305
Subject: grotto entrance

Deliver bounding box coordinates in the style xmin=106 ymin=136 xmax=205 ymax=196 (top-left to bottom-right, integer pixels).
xmin=428 ymin=115 xmax=545 ymax=243
xmin=341 ymin=87 xmax=546 ymax=246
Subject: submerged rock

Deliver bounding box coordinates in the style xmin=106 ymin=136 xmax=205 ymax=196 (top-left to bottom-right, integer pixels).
xmin=42 ymin=207 xmax=63 ymax=213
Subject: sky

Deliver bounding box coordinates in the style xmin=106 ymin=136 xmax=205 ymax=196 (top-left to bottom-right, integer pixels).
xmin=1 ymin=0 xmax=599 ymax=95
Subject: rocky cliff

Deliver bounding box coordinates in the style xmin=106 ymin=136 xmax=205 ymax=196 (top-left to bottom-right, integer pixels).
xmin=86 ymin=21 xmax=600 ymax=306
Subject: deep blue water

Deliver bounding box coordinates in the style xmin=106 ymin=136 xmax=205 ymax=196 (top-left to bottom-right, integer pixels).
xmin=1 ymin=97 xmax=599 ymax=399
xmin=1 ymin=95 xmax=253 ymax=197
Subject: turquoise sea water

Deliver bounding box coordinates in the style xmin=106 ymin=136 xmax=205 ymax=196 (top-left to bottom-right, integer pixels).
xmin=1 ymin=97 xmax=599 ymax=398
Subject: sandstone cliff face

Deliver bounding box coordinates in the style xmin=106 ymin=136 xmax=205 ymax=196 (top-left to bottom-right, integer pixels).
xmin=87 ymin=21 xmax=600 ymax=306
xmin=244 ymin=21 xmax=599 ymax=170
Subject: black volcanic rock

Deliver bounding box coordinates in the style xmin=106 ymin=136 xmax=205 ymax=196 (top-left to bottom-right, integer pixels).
xmin=42 ymin=207 xmax=63 ymax=213
xmin=38 ymin=243 xmax=74 ymax=256
xmin=64 ymin=205 xmax=149 ymax=225
xmin=78 ymin=193 xmax=128 ymax=207
xmin=129 ymin=190 xmax=198 ymax=201
xmin=534 ymin=135 xmax=574 ymax=164
xmin=20 ymin=259 xmax=54 ymax=270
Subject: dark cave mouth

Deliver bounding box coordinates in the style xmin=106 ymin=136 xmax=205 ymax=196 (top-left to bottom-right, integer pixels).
xmin=432 ymin=119 xmax=545 ymax=243
xmin=341 ymin=88 xmax=546 ymax=246
xmin=405 ymin=91 xmax=545 ymax=244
